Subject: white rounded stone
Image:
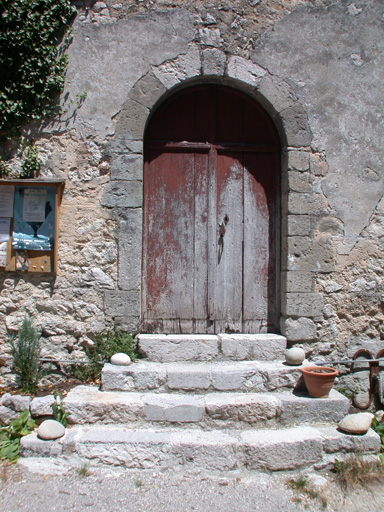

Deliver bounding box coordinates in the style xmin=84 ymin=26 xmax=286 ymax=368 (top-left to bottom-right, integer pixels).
xmin=110 ymin=353 xmax=131 ymax=366
xmin=37 ymin=420 xmax=65 ymax=440
xmin=338 ymin=412 xmax=374 ymax=435
xmin=285 ymin=347 xmax=305 ymax=366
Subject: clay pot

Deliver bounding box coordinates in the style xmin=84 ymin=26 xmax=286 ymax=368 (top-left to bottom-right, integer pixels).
xmin=301 ymin=366 xmax=338 ymax=398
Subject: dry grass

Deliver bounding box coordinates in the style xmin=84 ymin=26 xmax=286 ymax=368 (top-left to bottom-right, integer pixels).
xmin=333 ymin=454 xmax=384 ymax=489
xmin=287 ymin=474 xmax=327 ymax=509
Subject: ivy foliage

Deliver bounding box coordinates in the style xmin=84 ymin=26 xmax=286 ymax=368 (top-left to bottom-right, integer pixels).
xmin=0 ymin=0 xmax=76 ymax=139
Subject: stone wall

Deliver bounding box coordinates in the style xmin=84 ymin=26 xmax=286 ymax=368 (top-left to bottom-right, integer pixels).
xmin=1 ymin=0 xmax=384 ymax=383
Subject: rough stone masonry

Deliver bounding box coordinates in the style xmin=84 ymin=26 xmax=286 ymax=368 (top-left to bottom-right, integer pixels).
xmin=1 ymin=0 xmax=384 ymax=384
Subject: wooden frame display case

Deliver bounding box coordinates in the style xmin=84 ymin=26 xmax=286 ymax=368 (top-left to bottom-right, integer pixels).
xmin=0 ymin=179 xmax=65 ymax=273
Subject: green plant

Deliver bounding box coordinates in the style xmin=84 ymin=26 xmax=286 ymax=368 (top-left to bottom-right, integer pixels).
xmin=372 ymin=415 xmax=384 ymax=451
xmin=51 ymin=391 xmax=68 ymax=427
xmin=0 ymin=156 xmax=9 ymax=178
xmin=9 ymin=316 xmax=42 ymax=393
xmin=20 ymin=141 xmax=41 ymax=178
xmin=0 ymin=409 xmax=35 ymax=463
xmin=77 ymin=463 xmax=90 ymax=477
xmin=67 ymin=329 xmax=138 ymax=383
xmin=0 ymin=0 xmax=76 ymax=140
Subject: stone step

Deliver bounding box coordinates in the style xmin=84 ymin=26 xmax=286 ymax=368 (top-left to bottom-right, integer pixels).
xmin=101 ymin=360 xmax=306 ymax=393
xmin=63 ymin=385 xmax=349 ymax=429
xmin=137 ymin=333 xmax=287 ymax=362
xmin=20 ymin=424 xmax=381 ymax=473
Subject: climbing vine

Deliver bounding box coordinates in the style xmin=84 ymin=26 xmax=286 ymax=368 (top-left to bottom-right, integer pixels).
xmin=0 ymin=0 xmax=76 ymax=140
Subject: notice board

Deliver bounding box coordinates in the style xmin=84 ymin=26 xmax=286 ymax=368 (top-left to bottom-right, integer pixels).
xmin=0 ymin=179 xmax=64 ymax=273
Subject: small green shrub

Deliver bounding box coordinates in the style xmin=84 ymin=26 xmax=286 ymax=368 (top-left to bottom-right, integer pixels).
xmin=287 ymin=474 xmax=327 ymax=510
xmin=0 ymin=409 xmax=35 ymax=463
xmin=9 ymin=316 xmax=42 ymax=393
xmin=51 ymin=391 xmax=68 ymax=427
xmin=20 ymin=141 xmax=41 ymax=178
xmin=372 ymin=415 xmax=384 ymax=451
xmin=67 ymin=329 xmax=138 ymax=383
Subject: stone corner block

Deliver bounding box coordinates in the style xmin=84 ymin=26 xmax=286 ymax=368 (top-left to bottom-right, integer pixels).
xmin=319 ymin=426 xmax=381 ymax=454
xmin=128 ymin=72 xmax=167 ymax=109
xmin=114 ymin=98 xmax=149 ymax=139
xmin=104 ymin=290 xmax=140 ymax=317
xmin=281 ymin=103 xmax=313 ymax=147
xmin=257 ymin=74 xmax=297 ymax=113
xmin=101 ymin=180 xmax=143 ymax=208
xmin=29 ymin=395 xmax=55 ymax=418
xmin=282 ymin=293 xmax=323 ymax=318
xmin=152 ymin=44 xmax=201 ymax=90
xmin=227 ymin=56 xmax=266 ymax=87
xmin=282 ymin=317 xmax=317 ymax=342
xmin=202 ymin=48 xmax=226 ymax=76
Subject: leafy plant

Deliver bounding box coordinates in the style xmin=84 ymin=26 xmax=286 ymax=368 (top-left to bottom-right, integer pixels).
xmin=51 ymin=391 xmax=68 ymax=427
xmin=372 ymin=415 xmax=384 ymax=451
xmin=9 ymin=316 xmax=42 ymax=393
xmin=20 ymin=141 xmax=41 ymax=178
xmin=67 ymin=329 xmax=138 ymax=382
xmin=0 ymin=409 xmax=35 ymax=463
xmin=77 ymin=463 xmax=90 ymax=477
xmin=287 ymin=474 xmax=327 ymax=510
xmin=0 ymin=0 xmax=76 ymax=140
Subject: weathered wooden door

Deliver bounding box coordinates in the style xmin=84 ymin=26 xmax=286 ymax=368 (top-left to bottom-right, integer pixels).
xmin=142 ymin=85 xmax=280 ymax=334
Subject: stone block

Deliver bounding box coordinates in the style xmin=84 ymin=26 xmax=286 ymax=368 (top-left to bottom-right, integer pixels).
xmin=101 ymin=180 xmax=143 ymax=208
xmin=30 ymin=396 xmax=55 ymax=418
xmin=198 ymin=27 xmax=222 ymax=47
xmin=63 ymin=386 xmax=143 ymax=425
xmin=110 ymin=154 xmax=143 ymax=181
xmin=202 ymin=48 xmax=226 ymax=75
xmin=283 ymin=293 xmax=323 ymax=318
xmin=170 ymin=431 xmax=238 ymax=471
xmin=242 ymin=427 xmax=323 ymax=471
xmin=286 ymin=236 xmax=335 ymax=273
xmin=168 ymin=368 xmax=211 ymax=391
xmin=114 ymin=316 xmax=140 ymax=334
xmin=279 ymin=390 xmax=349 ymax=425
xmin=219 ymin=334 xmax=286 ymax=361
xmin=227 ymin=56 xmax=266 ymax=87
xmin=104 ymin=290 xmax=140 ymax=317
xmin=114 ymin=98 xmax=149 ymax=139
xmin=283 ymin=317 xmax=317 ymax=341
xmin=281 ymin=103 xmax=313 ymax=147
xmin=288 ymin=192 xmax=328 ymax=215
xmin=288 ymin=236 xmax=312 ymax=257
xmin=315 ymin=216 xmax=344 ymax=235
xmin=257 ymin=74 xmax=297 ymax=113
xmin=118 ymin=210 xmax=142 ymax=290
xmin=0 ymin=405 xmax=18 ymax=425
xmin=137 ymin=334 xmax=219 ymax=362
xmin=205 ymin=393 xmax=279 ymax=424
xmin=281 ymin=271 xmax=314 ymax=293
xmin=101 ymin=362 xmax=167 ymax=392
xmin=288 ymin=150 xmax=310 ymax=171
xmin=106 ymin=136 xmax=143 ymax=156
xmin=211 ymin=366 xmax=249 ymax=391
xmin=152 ymin=43 xmax=201 ymax=89
xmin=287 ymin=215 xmax=311 ymax=236
xmin=310 ymin=153 xmax=329 ymax=176
xmin=20 ymin=433 xmax=63 ymax=458
xmin=1 ymin=393 xmax=31 ymax=412
xmin=319 ymin=427 xmax=381 ymax=454
xmin=128 ymin=72 xmax=167 ymax=109
xmin=287 ymin=170 xmax=312 ymax=193
xmin=143 ymin=395 xmax=204 ymax=423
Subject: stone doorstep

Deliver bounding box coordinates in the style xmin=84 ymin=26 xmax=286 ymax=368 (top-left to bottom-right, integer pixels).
xmin=62 ymin=386 xmax=349 ymax=428
xmin=137 ymin=333 xmax=287 ymax=362
xmin=20 ymin=426 xmax=381 ymax=473
xmin=101 ymin=360 xmax=306 ymax=393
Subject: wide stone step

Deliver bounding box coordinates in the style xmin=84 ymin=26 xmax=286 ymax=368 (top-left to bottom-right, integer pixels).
xmin=20 ymin=424 xmax=381 ymax=473
xmin=63 ymin=385 xmax=349 ymax=429
xmin=137 ymin=333 xmax=286 ymax=362
xmin=101 ymin=360 xmax=305 ymax=393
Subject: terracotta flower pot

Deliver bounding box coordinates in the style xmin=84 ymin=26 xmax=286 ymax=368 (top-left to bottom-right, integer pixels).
xmin=301 ymin=366 xmax=338 ymax=398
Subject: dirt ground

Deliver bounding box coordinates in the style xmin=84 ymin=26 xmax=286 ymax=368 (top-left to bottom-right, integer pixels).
xmin=1 ymin=458 xmax=384 ymax=512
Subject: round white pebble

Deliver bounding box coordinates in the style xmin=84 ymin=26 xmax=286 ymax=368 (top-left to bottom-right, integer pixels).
xmin=110 ymin=353 xmax=131 ymax=366
xmin=285 ymin=347 xmax=305 ymax=366
xmin=37 ymin=420 xmax=65 ymax=440
xmin=338 ymin=412 xmax=374 ymax=435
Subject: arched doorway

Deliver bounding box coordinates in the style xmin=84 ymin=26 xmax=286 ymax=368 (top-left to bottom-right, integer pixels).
xmin=142 ymin=85 xmax=280 ymax=334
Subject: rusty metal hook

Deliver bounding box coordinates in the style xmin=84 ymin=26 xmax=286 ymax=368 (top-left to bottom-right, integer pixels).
xmin=351 ymin=348 xmax=384 ymax=410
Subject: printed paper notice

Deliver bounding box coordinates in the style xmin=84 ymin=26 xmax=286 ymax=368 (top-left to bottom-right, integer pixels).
xmin=0 ymin=218 xmax=10 ymax=242
xmin=0 ymin=186 xmax=15 ymax=217
xmin=0 ymin=242 xmax=7 ymax=267
xmin=22 ymin=189 xmax=46 ymax=222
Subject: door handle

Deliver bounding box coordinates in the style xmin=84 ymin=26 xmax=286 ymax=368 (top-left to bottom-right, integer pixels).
xmin=218 ymin=214 xmax=229 ymax=238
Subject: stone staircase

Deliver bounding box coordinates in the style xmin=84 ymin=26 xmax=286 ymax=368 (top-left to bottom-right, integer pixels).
xmin=20 ymin=334 xmax=381 ymax=473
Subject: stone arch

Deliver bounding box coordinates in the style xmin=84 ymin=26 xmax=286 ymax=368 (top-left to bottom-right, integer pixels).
xmin=103 ymin=45 xmax=315 ymax=336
